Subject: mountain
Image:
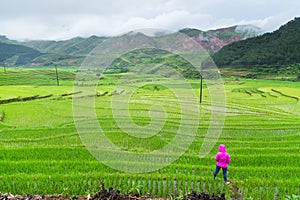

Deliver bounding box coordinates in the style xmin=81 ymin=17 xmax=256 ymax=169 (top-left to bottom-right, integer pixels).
xmin=23 ymin=35 xmax=106 ymax=56
xmin=104 ymin=27 xmax=262 ymax=79
xmin=0 ymin=35 xmax=13 ymax=44
xmin=211 ymin=17 xmax=300 ymax=80
xmin=0 ymin=35 xmax=106 ymax=66
xmin=0 ymin=24 xmax=261 ymax=66
xmin=212 ymin=17 xmax=300 ymax=68
xmin=179 ymin=25 xmax=262 ymax=51
xmin=22 ymin=35 xmax=107 ymax=66
xmin=0 ymin=42 xmax=41 ymax=65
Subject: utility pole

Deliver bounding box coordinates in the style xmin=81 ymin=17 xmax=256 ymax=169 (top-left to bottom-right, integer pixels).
xmin=54 ymin=64 xmax=59 ymax=86
xmin=3 ymin=61 xmax=6 ymax=73
xmin=199 ymin=74 xmax=203 ymax=103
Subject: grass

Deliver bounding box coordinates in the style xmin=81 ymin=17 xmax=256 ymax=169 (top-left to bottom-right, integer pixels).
xmin=0 ymin=68 xmax=299 ymax=199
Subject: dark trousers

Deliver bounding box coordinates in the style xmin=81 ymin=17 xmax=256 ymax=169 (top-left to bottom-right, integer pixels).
xmin=214 ymin=165 xmax=228 ymax=182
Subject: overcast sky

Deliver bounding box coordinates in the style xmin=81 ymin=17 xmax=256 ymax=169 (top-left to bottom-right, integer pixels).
xmin=0 ymin=0 xmax=299 ymax=40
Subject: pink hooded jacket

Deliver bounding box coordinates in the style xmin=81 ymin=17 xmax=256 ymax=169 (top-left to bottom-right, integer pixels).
xmin=215 ymin=144 xmax=231 ymax=168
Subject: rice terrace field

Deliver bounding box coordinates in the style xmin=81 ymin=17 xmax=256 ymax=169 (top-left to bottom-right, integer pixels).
xmin=0 ymin=67 xmax=299 ymax=199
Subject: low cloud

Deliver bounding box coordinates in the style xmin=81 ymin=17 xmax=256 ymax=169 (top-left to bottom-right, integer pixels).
xmin=0 ymin=0 xmax=299 ymax=40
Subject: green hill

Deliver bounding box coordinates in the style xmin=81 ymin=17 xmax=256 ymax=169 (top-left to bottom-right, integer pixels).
xmin=212 ymin=17 xmax=300 ymax=69
xmin=23 ymin=35 xmax=106 ymax=56
xmin=0 ymin=35 xmax=106 ymax=66
xmin=22 ymin=35 xmax=106 ymax=65
xmin=0 ymin=42 xmax=41 ymax=65
xmin=106 ymin=47 xmax=201 ymax=79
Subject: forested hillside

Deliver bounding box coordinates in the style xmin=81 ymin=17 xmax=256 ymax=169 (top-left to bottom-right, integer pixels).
xmin=212 ymin=17 xmax=300 ymax=67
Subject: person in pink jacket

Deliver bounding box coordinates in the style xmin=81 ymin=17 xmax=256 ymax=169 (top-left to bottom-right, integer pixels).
xmin=214 ymin=144 xmax=231 ymax=183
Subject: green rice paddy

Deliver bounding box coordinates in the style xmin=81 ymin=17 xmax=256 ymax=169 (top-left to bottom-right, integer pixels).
xmin=0 ymin=68 xmax=299 ymax=199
